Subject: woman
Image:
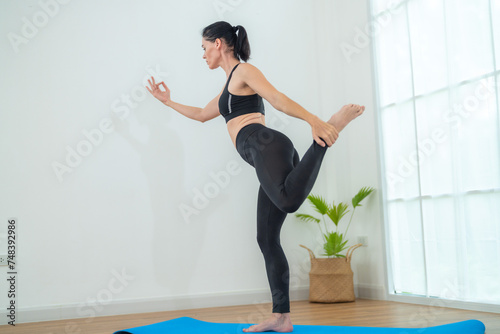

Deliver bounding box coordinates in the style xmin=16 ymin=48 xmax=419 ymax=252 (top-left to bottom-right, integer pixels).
xmin=146 ymin=21 xmax=365 ymax=333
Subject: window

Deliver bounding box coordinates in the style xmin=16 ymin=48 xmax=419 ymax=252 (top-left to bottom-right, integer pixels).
xmin=372 ymin=0 xmax=500 ymax=305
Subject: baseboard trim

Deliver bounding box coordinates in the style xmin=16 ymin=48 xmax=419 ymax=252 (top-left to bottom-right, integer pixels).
xmin=355 ymin=284 xmax=387 ymax=300
xmin=0 ymin=287 xmax=311 ymax=325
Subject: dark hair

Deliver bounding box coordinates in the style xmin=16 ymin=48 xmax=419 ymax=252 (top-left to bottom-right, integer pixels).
xmin=202 ymin=21 xmax=250 ymax=62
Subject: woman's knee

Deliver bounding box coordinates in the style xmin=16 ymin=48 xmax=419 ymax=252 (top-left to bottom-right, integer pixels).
xmin=278 ymin=199 xmax=302 ymax=213
xmin=270 ymin=192 xmax=302 ymax=213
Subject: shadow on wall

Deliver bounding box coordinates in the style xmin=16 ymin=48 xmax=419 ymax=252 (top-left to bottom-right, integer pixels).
xmin=110 ymin=105 xmax=207 ymax=303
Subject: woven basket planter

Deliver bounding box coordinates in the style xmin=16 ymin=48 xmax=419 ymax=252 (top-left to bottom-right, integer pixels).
xmin=300 ymin=243 xmax=362 ymax=303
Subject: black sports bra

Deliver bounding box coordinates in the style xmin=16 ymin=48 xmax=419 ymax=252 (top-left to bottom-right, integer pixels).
xmin=218 ymin=63 xmax=265 ymax=123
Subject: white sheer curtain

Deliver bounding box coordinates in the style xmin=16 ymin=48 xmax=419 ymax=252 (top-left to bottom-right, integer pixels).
xmin=372 ymin=0 xmax=500 ymax=304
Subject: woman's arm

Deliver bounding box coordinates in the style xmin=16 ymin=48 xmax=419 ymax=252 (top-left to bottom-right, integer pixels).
xmin=146 ymin=76 xmax=221 ymax=123
xmin=238 ymin=64 xmax=338 ymax=147
xmin=238 ymin=64 xmax=319 ymax=124
xmin=165 ymin=92 xmax=221 ymax=123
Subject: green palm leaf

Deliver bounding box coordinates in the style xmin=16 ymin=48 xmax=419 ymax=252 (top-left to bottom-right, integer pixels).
xmin=327 ymin=202 xmax=349 ymax=226
xmin=307 ymin=194 xmax=329 ymax=215
xmin=323 ymin=232 xmax=349 ymax=257
xmin=352 ymin=187 xmax=375 ymax=208
xmin=295 ymin=213 xmax=320 ymax=224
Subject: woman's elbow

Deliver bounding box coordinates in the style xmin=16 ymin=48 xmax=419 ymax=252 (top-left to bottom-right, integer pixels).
xmin=198 ymin=110 xmax=218 ymax=123
xmin=198 ymin=110 xmax=209 ymax=123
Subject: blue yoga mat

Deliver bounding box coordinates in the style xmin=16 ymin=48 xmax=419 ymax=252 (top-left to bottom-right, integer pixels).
xmin=113 ymin=316 xmax=485 ymax=333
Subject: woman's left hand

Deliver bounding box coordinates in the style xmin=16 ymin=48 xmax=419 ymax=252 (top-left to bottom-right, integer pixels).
xmin=309 ymin=117 xmax=339 ymax=147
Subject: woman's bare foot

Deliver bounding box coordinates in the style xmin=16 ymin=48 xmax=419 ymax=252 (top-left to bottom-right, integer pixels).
xmin=327 ymin=104 xmax=365 ymax=133
xmin=242 ymin=313 xmax=293 ymax=332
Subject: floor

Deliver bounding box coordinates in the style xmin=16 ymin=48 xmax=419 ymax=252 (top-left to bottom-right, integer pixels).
xmin=1 ymin=299 xmax=499 ymax=333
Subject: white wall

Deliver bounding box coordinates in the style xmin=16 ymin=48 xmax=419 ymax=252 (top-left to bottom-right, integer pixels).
xmin=0 ymin=0 xmax=386 ymax=325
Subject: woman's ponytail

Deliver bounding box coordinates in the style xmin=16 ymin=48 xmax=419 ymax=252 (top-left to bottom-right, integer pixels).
xmin=233 ymin=25 xmax=250 ymax=62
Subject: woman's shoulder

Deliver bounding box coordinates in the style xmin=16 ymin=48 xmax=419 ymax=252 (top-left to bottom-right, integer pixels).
xmin=237 ymin=62 xmax=264 ymax=78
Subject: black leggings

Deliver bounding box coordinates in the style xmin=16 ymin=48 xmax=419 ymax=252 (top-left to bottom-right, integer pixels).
xmin=235 ymin=123 xmax=328 ymax=313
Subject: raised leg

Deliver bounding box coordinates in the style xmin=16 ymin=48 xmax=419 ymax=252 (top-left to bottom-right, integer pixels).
xmin=243 ymin=127 xmax=327 ymax=214
xmin=242 ymin=104 xmax=365 ymax=214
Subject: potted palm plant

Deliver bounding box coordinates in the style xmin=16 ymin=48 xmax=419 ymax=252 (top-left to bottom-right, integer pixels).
xmin=296 ymin=186 xmax=374 ymax=303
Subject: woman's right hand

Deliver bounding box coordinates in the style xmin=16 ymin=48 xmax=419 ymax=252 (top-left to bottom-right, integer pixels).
xmin=146 ymin=76 xmax=171 ymax=104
